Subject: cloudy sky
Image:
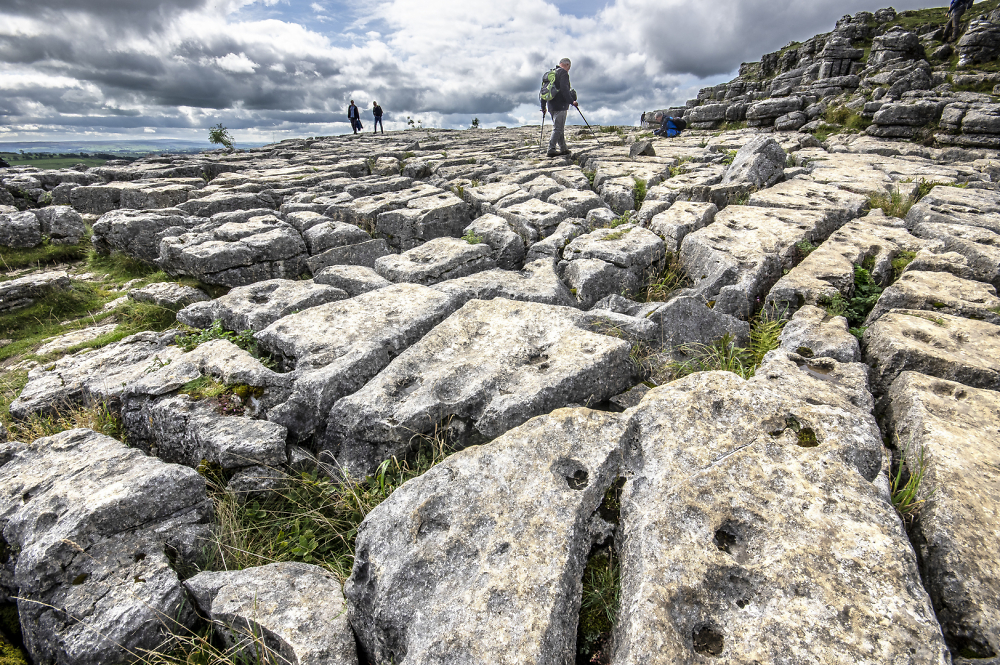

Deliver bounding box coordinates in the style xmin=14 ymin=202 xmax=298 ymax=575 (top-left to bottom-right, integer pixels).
xmin=0 ymin=0 xmax=947 ymax=143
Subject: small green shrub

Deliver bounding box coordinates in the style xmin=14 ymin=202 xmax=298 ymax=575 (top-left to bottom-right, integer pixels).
xmin=891 ymin=250 xmax=917 ymax=282
xmin=796 ymin=240 xmax=817 ymax=257
xmin=208 ymin=123 xmax=235 ymax=151
xmin=721 ymin=150 xmax=738 ymax=166
xmin=633 ymin=178 xmax=647 ymax=209
xmin=176 ymin=320 xmax=272 ymax=366
xmin=868 ymin=189 xmax=915 ymax=218
xmin=461 ymin=230 xmax=484 ymax=245
xmin=749 ymin=309 xmax=787 ymax=367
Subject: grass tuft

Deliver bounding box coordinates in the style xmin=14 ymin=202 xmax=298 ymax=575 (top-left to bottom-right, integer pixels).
xmin=642 ymin=254 xmax=689 ymax=303
xmin=891 ymin=438 xmax=935 ymax=521
xmin=868 ymin=189 xmax=915 ymax=218
xmin=891 ymin=250 xmax=917 ymax=282
xmin=461 ymin=229 xmax=484 ymax=245
xmin=632 ymin=178 xmax=647 ymax=209
xmin=0 ymin=237 xmax=92 ymax=273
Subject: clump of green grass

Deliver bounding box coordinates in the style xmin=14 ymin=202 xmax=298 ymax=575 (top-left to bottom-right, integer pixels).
xmin=795 ymin=240 xmax=817 ymax=257
xmin=176 ymin=320 xmax=273 ymax=367
xmin=86 ymin=250 xmax=161 ymax=284
xmin=584 ymin=170 xmax=596 ymax=188
xmin=721 ymin=150 xmax=739 ymax=166
xmin=600 ymin=229 xmax=629 ymax=241
xmin=577 ymin=550 xmax=620 ymax=661
xmin=0 ymin=283 xmax=109 ymax=362
xmin=461 ymin=229 xmax=484 ymax=245
xmin=869 ymin=188 xmax=915 ymax=218
xmin=660 ymin=311 xmax=786 ymax=382
xmin=5 ymin=402 xmax=123 ymax=444
xmin=0 ymin=237 xmax=92 ymax=273
xmin=202 ymin=423 xmax=455 ymax=580
xmin=891 ymin=250 xmax=917 ymax=282
xmin=891 ymin=438 xmax=935 ymax=521
xmin=642 ymin=255 xmax=689 ymax=302
xmin=632 ymin=178 xmax=647 ymax=209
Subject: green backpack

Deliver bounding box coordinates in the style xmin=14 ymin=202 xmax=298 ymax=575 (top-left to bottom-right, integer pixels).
xmin=540 ymin=68 xmax=561 ymax=102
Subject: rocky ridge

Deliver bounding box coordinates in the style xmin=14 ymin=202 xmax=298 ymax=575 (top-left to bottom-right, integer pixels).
xmin=1 ymin=10 xmax=1000 ymax=664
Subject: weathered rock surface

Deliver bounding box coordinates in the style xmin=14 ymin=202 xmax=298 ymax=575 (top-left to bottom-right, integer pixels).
xmin=864 ymin=311 xmax=1000 ymax=399
xmin=375 ymin=236 xmax=496 ymax=285
xmin=865 ymin=270 xmax=1000 ymax=326
xmin=0 ymin=210 xmax=41 ymax=248
xmin=429 ymin=259 xmax=576 ymax=307
xmin=178 ymin=278 xmax=348 ymax=331
xmin=0 ymin=429 xmax=212 ymax=665
xmin=720 ymin=135 xmax=786 ymax=188
xmin=615 ymin=369 xmax=948 ymax=664
xmin=647 ymin=201 xmax=717 ymax=253
xmin=779 ymin=304 xmax=861 ymax=362
xmin=886 ymin=372 xmax=1000 ymax=660
xmin=346 ymin=408 xmax=624 ymax=665
xmin=322 ymin=298 xmax=634 ymax=477
xmin=186 ymin=562 xmax=358 ymax=665
xmin=129 ymin=281 xmax=210 ymax=309
xmin=0 ymin=270 xmax=71 ymax=313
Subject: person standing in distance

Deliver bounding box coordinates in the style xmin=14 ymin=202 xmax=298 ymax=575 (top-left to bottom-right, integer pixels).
xmin=347 ymin=100 xmax=360 ymax=134
xmin=540 ymin=57 xmax=578 ymax=158
xmin=943 ymin=0 xmax=974 ymax=42
xmin=372 ymin=101 xmax=384 ymax=134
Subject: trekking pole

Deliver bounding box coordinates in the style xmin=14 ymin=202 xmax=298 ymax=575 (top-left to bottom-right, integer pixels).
xmin=575 ymin=105 xmax=597 ymax=135
xmin=540 ymin=111 xmax=546 ymax=152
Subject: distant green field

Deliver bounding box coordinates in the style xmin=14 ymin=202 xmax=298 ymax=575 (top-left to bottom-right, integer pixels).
xmin=1 ymin=153 xmax=108 ymax=170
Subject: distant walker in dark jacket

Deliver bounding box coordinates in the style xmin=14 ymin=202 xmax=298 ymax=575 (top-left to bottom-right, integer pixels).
xmin=944 ymin=0 xmax=974 ymax=42
xmin=540 ymin=58 xmax=578 ymax=158
xmin=348 ymin=100 xmax=360 ymax=134
xmin=372 ymin=102 xmax=384 ymax=134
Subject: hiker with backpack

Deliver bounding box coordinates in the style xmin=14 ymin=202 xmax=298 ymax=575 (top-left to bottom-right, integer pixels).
xmin=372 ymin=101 xmax=384 ymax=134
xmin=652 ymin=112 xmax=687 ymax=137
xmin=347 ymin=100 xmax=361 ymax=134
xmin=540 ymin=57 xmax=578 ymax=158
xmin=943 ymin=0 xmax=974 ymax=42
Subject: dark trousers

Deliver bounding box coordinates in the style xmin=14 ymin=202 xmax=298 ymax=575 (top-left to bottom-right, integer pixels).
xmin=943 ymin=8 xmax=966 ymax=42
xmin=373 ymin=116 xmax=383 ymax=133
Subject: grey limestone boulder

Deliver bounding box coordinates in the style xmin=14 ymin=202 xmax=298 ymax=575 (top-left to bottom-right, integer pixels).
xmin=178 ymin=278 xmax=348 ymax=332
xmin=0 ymin=428 xmax=213 ymax=665
xmin=647 ymin=201 xmax=717 ymax=253
xmin=561 ymin=258 xmax=627 ymax=309
xmin=498 ymin=198 xmax=570 ymax=243
xmin=871 ymin=99 xmax=947 ymax=127
xmin=958 ymin=16 xmax=1000 ymax=66
xmin=561 ymin=224 xmax=666 ymax=305
xmin=0 ymin=269 xmax=71 ymax=314
xmin=647 ymin=295 xmax=750 ymax=351
xmin=0 ymin=210 xmax=41 ymax=248
xmin=868 ymin=29 xmax=925 ymax=67
xmin=525 ymin=218 xmax=587 ymax=263
xmin=322 ymin=298 xmax=634 ymax=477
xmin=35 ymin=205 xmax=86 ymax=244
xmin=778 ymin=304 xmax=861 ymax=363
xmin=547 ymin=188 xmax=606 ymax=219
xmin=374 ymin=236 xmax=497 ymax=285
xmin=158 ymin=215 xmax=308 ymax=287
xmin=429 ymin=259 xmax=576 ymax=308
xmin=346 ymin=408 xmax=625 ymax=665
xmin=313 ymin=264 xmax=392 ymax=296
xmin=886 ymin=372 xmax=1000 ymax=659
xmin=864 ymin=270 xmax=1000 ymax=326
xmin=255 ymin=284 xmax=460 ymax=442
xmin=375 ymin=191 xmax=471 ymax=250
xmin=306 ymin=238 xmax=392 ymax=274
xmin=902 ymin=249 xmax=976 ymax=280
xmin=90 ymin=209 xmax=198 ymax=263
xmin=864 ymin=310 xmax=1000 ymax=399
xmin=614 ymin=368 xmax=948 ymax=664
xmin=128 ymin=281 xmax=210 ymax=309
xmin=463 ymin=214 xmax=526 ymax=270
xmin=774 ymin=110 xmax=808 ymax=131
xmin=302 ymin=220 xmax=372 ymax=255
xmin=176 ymin=191 xmax=275 ymax=217
xmin=10 ymin=330 xmax=185 ymax=419
xmin=720 ymin=136 xmax=786 ymax=189
xmin=186 ymin=562 xmax=358 ymax=665
xmin=747 ymin=178 xmax=869 ymax=226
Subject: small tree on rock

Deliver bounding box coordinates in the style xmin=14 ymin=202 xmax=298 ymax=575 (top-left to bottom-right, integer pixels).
xmin=208 ymin=123 xmax=235 ymax=151
xmin=471 ymin=117 xmax=480 ymax=129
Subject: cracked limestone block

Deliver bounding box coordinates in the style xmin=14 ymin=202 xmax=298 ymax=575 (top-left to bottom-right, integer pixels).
xmin=375 ymin=236 xmax=497 ymax=285
xmin=36 ymin=323 xmax=120 ymax=357
xmin=680 ymin=205 xmax=839 ymax=319
xmin=905 ymin=185 xmax=1000 ymax=235
xmin=778 ymin=305 xmax=861 ymax=363
xmin=902 ymin=249 xmax=977 ymax=281
xmin=69 ymin=183 xmax=126 ymax=214
xmin=765 ymin=218 xmax=917 ymax=315
xmin=525 ymin=219 xmax=586 ymax=263
xmin=313 ymin=265 xmax=391 ymax=296
xmin=526 ymin=175 xmax=564 ymax=201
xmin=647 ymin=201 xmax=717 ymax=253
xmin=720 ymin=135 xmax=786 ymax=188
xmin=186 ymin=562 xmax=358 ymax=665
xmin=910 ymin=222 xmax=1000 ymax=290
xmin=35 ymin=205 xmax=86 ymax=244
xmin=128 ymin=281 xmax=210 ymax=309
xmin=598 ymin=177 xmax=636 ymax=214
xmin=0 ymin=269 xmax=71 ymax=314
xmin=647 ymin=295 xmax=750 ymax=351
xmin=864 ymin=310 xmax=1000 ymax=400
xmin=0 ymin=428 xmax=213 ymax=665
xmin=175 ymin=191 xmax=275 ymax=217
xmin=886 ymin=372 xmax=1000 ymax=660
xmin=461 ymin=183 xmax=529 ymax=216
xmin=254 ymin=284 xmax=460 ymax=442
xmin=865 ymin=271 xmax=1000 ymax=326
xmin=430 ymin=258 xmax=576 ymax=308
xmin=119 ymin=183 xmax=197 ymax=210
xmin=463 ymin=214 xmax=526 ymax=270
xmin=561 ymin=258 xmax=628 ymax=309
xmin=547 ymin=188 xmax=606 ymax=219
xmin=302 ymin=220 xmax=372 ymax=255
xmin=345 ymin=407 xmax=625 ymax=665
xmin=306 ymin=238 xmax=393 ymax=273
xmin=90 ymin=209 xmax=197 ymax=262
xmin=562 ymin=224 xmax=666 ymax=284
xmin=322 ymin=298 xmax=634 ymax=478
xmin=9 ymin=330 xmax=185 ymax=419
xmin=158 ymin=216 xmax=308 ymax=287
xmin=497 ymin=198 xmax=570 ymax=243
xmin=614 ymin=370 xmax=949 ymax=665
xmin=375 ymin=191 xmax=471 ymax=250
xmin=178 ymin=278 xmax=348 ymax=331
xmin=0 ymin=210 xmax=41 ymax=248
xmin=746 ymin=179 xmax=868 ymax=226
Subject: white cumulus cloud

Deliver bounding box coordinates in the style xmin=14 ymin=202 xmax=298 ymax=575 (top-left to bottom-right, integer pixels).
xmin=214 ymin=52 xmax=259 ymax=73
